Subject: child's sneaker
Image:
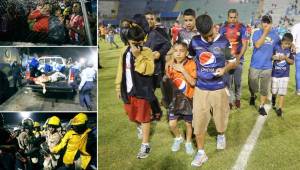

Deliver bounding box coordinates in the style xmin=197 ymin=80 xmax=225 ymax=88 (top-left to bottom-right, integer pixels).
xmin=185 ymin=142 xmax=194 ymax=155
xmin=137 ymin=144 xmax=151 ymax=159
xmin=258 ymin=106 xmax=267 ymax=116
xmin=216 ymin=134 xmax=226 ymax=150
xmin=191 ymin=150 xmax=208 ymax=167
xmin=137 ymin=125 xmax=143 ymax=139
xmin=171 ymin=137 xmax=183 ymax=152
xmin=276 ymin=108 xmax=283 ymax=117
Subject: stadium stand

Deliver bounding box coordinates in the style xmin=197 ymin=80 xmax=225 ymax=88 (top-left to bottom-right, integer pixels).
xmin=99 ymin=0 xmax=259 ymax=25
xmin=145 ymin=0 xmax=177 ymax=14
xmin=175 ymin=0 xmax=258 ymax=24
xmin=99 ymin=0 xmax=120 ymax=19
xmin=117 ymin=0 xmax=147 ymax=20
xmin=264 ymin=0 xmax=292 ymax=25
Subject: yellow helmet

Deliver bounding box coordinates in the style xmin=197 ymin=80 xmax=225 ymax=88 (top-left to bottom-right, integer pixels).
xmin=33 ymin=122 xmax=40 ymax=128
xmin=71 ymin=113 xmax=88 ymax=125
xmin=48 ymin=116 xmax=61 ymax=126
xmin=63 ymin=7 xmax=71 ymax=16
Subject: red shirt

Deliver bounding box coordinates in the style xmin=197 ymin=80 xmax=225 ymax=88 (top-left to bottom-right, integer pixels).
xmin=69 ymin=14 xmax=84 ymax=43
xmin=171 ymin=26 xmax=181 ymax=44
xmin=28 ymin=10 xmax=49 ymax=33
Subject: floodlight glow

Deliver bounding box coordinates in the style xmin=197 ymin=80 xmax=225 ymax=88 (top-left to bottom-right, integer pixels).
xmin=20 ymin=112 xmax=31 ymax=119
xmin=79 ymin=58 xmax=86 ymax=64
xmin=90 ymin=50 xmax=97 ymax=69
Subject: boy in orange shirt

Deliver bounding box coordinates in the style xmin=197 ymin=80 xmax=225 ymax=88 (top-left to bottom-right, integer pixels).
xmin=166 ymin=42 xmax=196 ymax=155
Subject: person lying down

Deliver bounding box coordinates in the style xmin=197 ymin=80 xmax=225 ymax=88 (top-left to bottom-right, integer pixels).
xmin=32 ymin=72 xmax=67 ymax=94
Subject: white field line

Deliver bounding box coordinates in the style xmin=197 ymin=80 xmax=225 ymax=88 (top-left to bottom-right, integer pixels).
xmin=232 ymin=104 xmax=271 ymax=170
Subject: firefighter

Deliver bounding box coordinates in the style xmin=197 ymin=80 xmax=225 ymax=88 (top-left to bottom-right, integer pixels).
xmin=50 ymin=113 xmax=93 ymax=169
xmin=17 ymin=118 xmax=43 ymax=170
xmin=43 ymin=116 xmax=63 ymax=170
xmin=33 ymin=121 xmax=41 ymax=138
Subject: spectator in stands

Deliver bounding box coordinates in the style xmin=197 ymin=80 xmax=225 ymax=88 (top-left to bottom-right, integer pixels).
xmin=0 ymin=0 xmax=96 ymax=45
xmin=291 ymin=22 xmax=300 ymax=95
xmin=248 ymin=15 xmax=280 ymax=115
xmin=220 ymin=9 xmax=249 ymax=109
xmin=48 ymin=6 xmax=66 ymax=44
xmin=144 ymin=11 xmax=171 ymax=121
xmin=189 ymin=14 xmax=236 ymax=167
xmin=28 ymin=2 xmax=51 ymax=33
xmin=66 ymin=2 xmax=85 ymax=44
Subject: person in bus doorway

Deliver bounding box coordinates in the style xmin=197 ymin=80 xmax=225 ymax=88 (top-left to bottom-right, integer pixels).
xmin=79 ymin=61 xmax=96 ymax=111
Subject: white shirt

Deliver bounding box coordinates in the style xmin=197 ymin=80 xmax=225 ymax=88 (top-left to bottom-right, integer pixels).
xmin=125 ymin=51 xmax=133 ymax=93
xmin=78 ymin=67 xmax=96 ymax=90
xmin=291 ymin=23 xmax=300 ymax=54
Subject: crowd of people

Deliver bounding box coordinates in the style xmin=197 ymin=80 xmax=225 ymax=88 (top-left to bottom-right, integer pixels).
xmin=99 ymin=23 xmax=119 ymax=49
xmin=0 ymin=113 xmax=97 ymax=170
xmin=0 ymin=0 xmax=97 ymax=45
xmin=113 ymin=7 xmax=300 ymax=167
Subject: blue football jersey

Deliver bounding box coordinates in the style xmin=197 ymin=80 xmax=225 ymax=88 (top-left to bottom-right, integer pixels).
xmin=272 ymin=44 xmax=295 ymax=78
xmin=189 ymin=34 xmax=236 ymax=90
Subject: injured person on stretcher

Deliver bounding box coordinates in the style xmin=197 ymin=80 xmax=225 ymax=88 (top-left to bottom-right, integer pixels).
xmin=32 ymin=72 xmax=67 ymax=94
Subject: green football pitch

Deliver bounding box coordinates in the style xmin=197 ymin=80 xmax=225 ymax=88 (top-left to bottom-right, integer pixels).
xmin=99 ymin=36 xmax=300 ymax=169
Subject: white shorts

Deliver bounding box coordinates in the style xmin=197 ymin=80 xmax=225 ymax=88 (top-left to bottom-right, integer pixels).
xmin=271 ymin=77 xmax=289 ymax=95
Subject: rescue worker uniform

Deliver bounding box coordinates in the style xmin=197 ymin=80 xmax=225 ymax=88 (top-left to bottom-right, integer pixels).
xmin=51 ymin=113 xmax=92 ymax=169
xmin=78 ymin=65 xmax=96 ymax=111
xmin=43 ymin=116 xmax=63 ymax=170
xmin=33 ymin=121 xmax=41 ymax=138
xmin=17 ymin=118 xmax=42 ymax=170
